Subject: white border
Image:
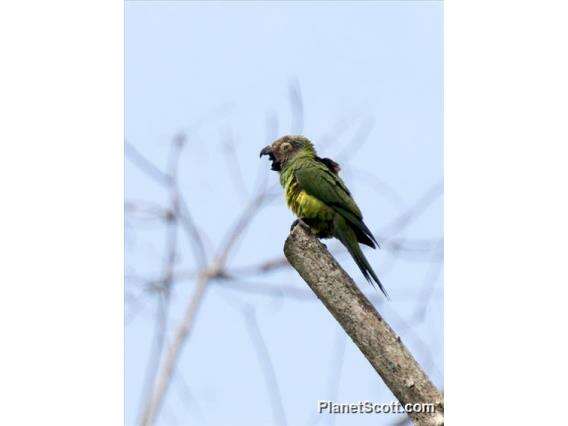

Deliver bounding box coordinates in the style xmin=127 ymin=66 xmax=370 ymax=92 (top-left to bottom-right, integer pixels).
xmin=2 ymin=1 xmax=568 ymax=424
xmin=0 ymin=0 xmax=123 ymax=424
xmin=446 ymin=1 xmax=568 ymax=424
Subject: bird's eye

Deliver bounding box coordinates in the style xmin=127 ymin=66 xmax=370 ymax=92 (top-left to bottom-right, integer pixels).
xmin=281 ymin=142 xmax=292 ymax=152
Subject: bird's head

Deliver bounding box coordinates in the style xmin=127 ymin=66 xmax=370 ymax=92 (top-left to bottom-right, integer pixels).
xmin=259 ymin=135 xmax=316 ymax=171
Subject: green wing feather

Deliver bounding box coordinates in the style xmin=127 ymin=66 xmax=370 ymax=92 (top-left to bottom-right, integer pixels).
xmin=294 ymin=162 xmax=387 ymax=297
xmin=333 ymin=215 xmax=388 ymax=297
xmin=294 ymin=163 xmax=379 ymax=248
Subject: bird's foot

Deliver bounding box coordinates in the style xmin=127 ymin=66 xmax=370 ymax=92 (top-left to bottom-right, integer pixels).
xmin=290 ymin=218 xmax=311 ymax=233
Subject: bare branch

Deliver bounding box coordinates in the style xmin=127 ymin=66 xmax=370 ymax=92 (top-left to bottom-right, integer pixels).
xmin=307 ymin=331 xmax=347 ymax=426
xmin=381 ymin=182 xmax=443 ymax=237
xmin=125 ymin=141 xmax=172 ymax=187
xmin=137 ymin=289 xmax=172 ymax=421
xmin=125 ymin=200 xmax=172 ymax=221
xmin=335 ymin=116 xmax=375 ymax=163
xmin=284 ymin=225 xmax=443 ymax=425
xmin=229 ymin=256 xmax=290 ymax=277
xmin=377 ymin=300 xmax=443 ymax=383
xmin=216 ymin=190 xmax=277 ymax=267
xmin=216 ymin=279 xmax=314 ymax=301
xmin=173 ymin=372 xmax=210 ymax=425
xmin=140 ymin=182 xmax=278 ymax=424
xmin=344 ymin=166 xmax=407 ymax=211
xmin=266 ymin=110 xmax=279 ymax=141
xmin=289 ymin=77 xmax=304 ymax=134
xmin=318 ymin=111 xmax=366 ymax=151
xmin=410 ymin=240 xmax=444 ymax=323
xmin=242 ymin=305 xmax=287 ymax=426
xmin=229 ymin=237 xmax=442 ymax=284
xmin=137 ymin=136 xmax=184 ymax=423
xmin=139 ymin=272 xmax=210 ymax=426
xmin=221 ymin=128 xmax=249 ymax=200
xmin=177 ymin=198 xmax=208 ymax=269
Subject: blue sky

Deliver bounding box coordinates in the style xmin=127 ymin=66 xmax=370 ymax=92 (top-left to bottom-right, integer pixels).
xmin=126 ymin=2 xmax=442 ymax=425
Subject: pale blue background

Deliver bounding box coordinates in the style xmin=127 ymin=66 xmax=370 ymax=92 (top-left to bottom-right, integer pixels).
xmin=126 ymin=2 xmax=442 ymax=425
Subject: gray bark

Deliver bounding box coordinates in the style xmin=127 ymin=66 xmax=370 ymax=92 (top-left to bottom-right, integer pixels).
xmin=284 ymin=225 xmax=444 ymax=425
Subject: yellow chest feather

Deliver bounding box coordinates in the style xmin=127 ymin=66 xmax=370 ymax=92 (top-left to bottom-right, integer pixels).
xmin=284 ymin=177 xmax=330 ymax=219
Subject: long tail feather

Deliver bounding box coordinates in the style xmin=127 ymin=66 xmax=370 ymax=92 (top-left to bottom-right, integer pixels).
xmin=334 ymin=206 xmax=380 ymax=248
xmin=334 ymin=217 xmax=389 ymax=298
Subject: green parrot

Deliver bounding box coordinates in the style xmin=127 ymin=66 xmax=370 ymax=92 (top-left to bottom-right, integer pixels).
xmin=260 ymin=135 xmax=387 ymax=297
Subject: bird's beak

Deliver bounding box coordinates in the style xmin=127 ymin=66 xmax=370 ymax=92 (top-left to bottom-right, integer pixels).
xmin=259 ymin=145 xmax=273 ymax=158
xmin=260 ymin=144 xmax=281 ymax=171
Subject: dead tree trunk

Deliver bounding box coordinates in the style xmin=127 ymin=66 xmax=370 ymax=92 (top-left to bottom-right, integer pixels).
xmin=284 ymin=225 xmax=444 ymax=426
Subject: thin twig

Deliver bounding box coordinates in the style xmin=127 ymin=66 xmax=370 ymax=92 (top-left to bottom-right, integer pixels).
xmin=125 ymin=141 xmax=172 ymax=187
xmin=216 ymin=191 xmax=277 ymax=267
xmin=177 ymin=197 xmax=208 ymax=269
xmin=137 ymin=137 xmax=183 ymax=423
xmin=381 ymin=182 xmax=443 ymax=237
xmin=289 ymin=77 xmax=304 ymax=134
xmin=335 ymin=116 xmax=375 ymax=163
xmin=140 ymin=182 xmax=277 ymax=425
xmin=221 ymin=128 xmax=249 ymax=200
xmin=410 ymin=240 xmax=444 ymax=323
xmin=139 ymin=272 xmax=210 ymax=426
xmin=344 ymin=166 xmax=407 ymax=211
xmin=242 ymin=305 xmax=288 ymax=426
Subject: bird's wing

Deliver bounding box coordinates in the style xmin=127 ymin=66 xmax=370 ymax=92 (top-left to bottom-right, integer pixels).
xmin=295 ymin=163 xmax=359 ymax=216
xmin=295 ymin=163 xmax=379 ymax=247
xmin=315 ymin=156 xmax=341 ymax=174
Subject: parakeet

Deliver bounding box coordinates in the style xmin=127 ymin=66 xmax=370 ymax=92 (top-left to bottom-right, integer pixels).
xmin=260 ymin=135 xmax=387 ymax=297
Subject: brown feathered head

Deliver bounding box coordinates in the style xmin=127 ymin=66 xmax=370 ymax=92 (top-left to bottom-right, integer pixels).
xmin=259 ymin=135 xmax=316 ymax=171
xmin=259 ymin=135 xmax=340 ymax=174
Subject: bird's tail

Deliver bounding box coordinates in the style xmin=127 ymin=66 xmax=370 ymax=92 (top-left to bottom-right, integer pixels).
xmin=334 ymin=217 xmax=389 ymax=298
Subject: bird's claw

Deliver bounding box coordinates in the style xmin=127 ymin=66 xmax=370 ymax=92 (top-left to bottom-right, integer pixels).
xmin=290 ymin=218 xmax=310 ymax=232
